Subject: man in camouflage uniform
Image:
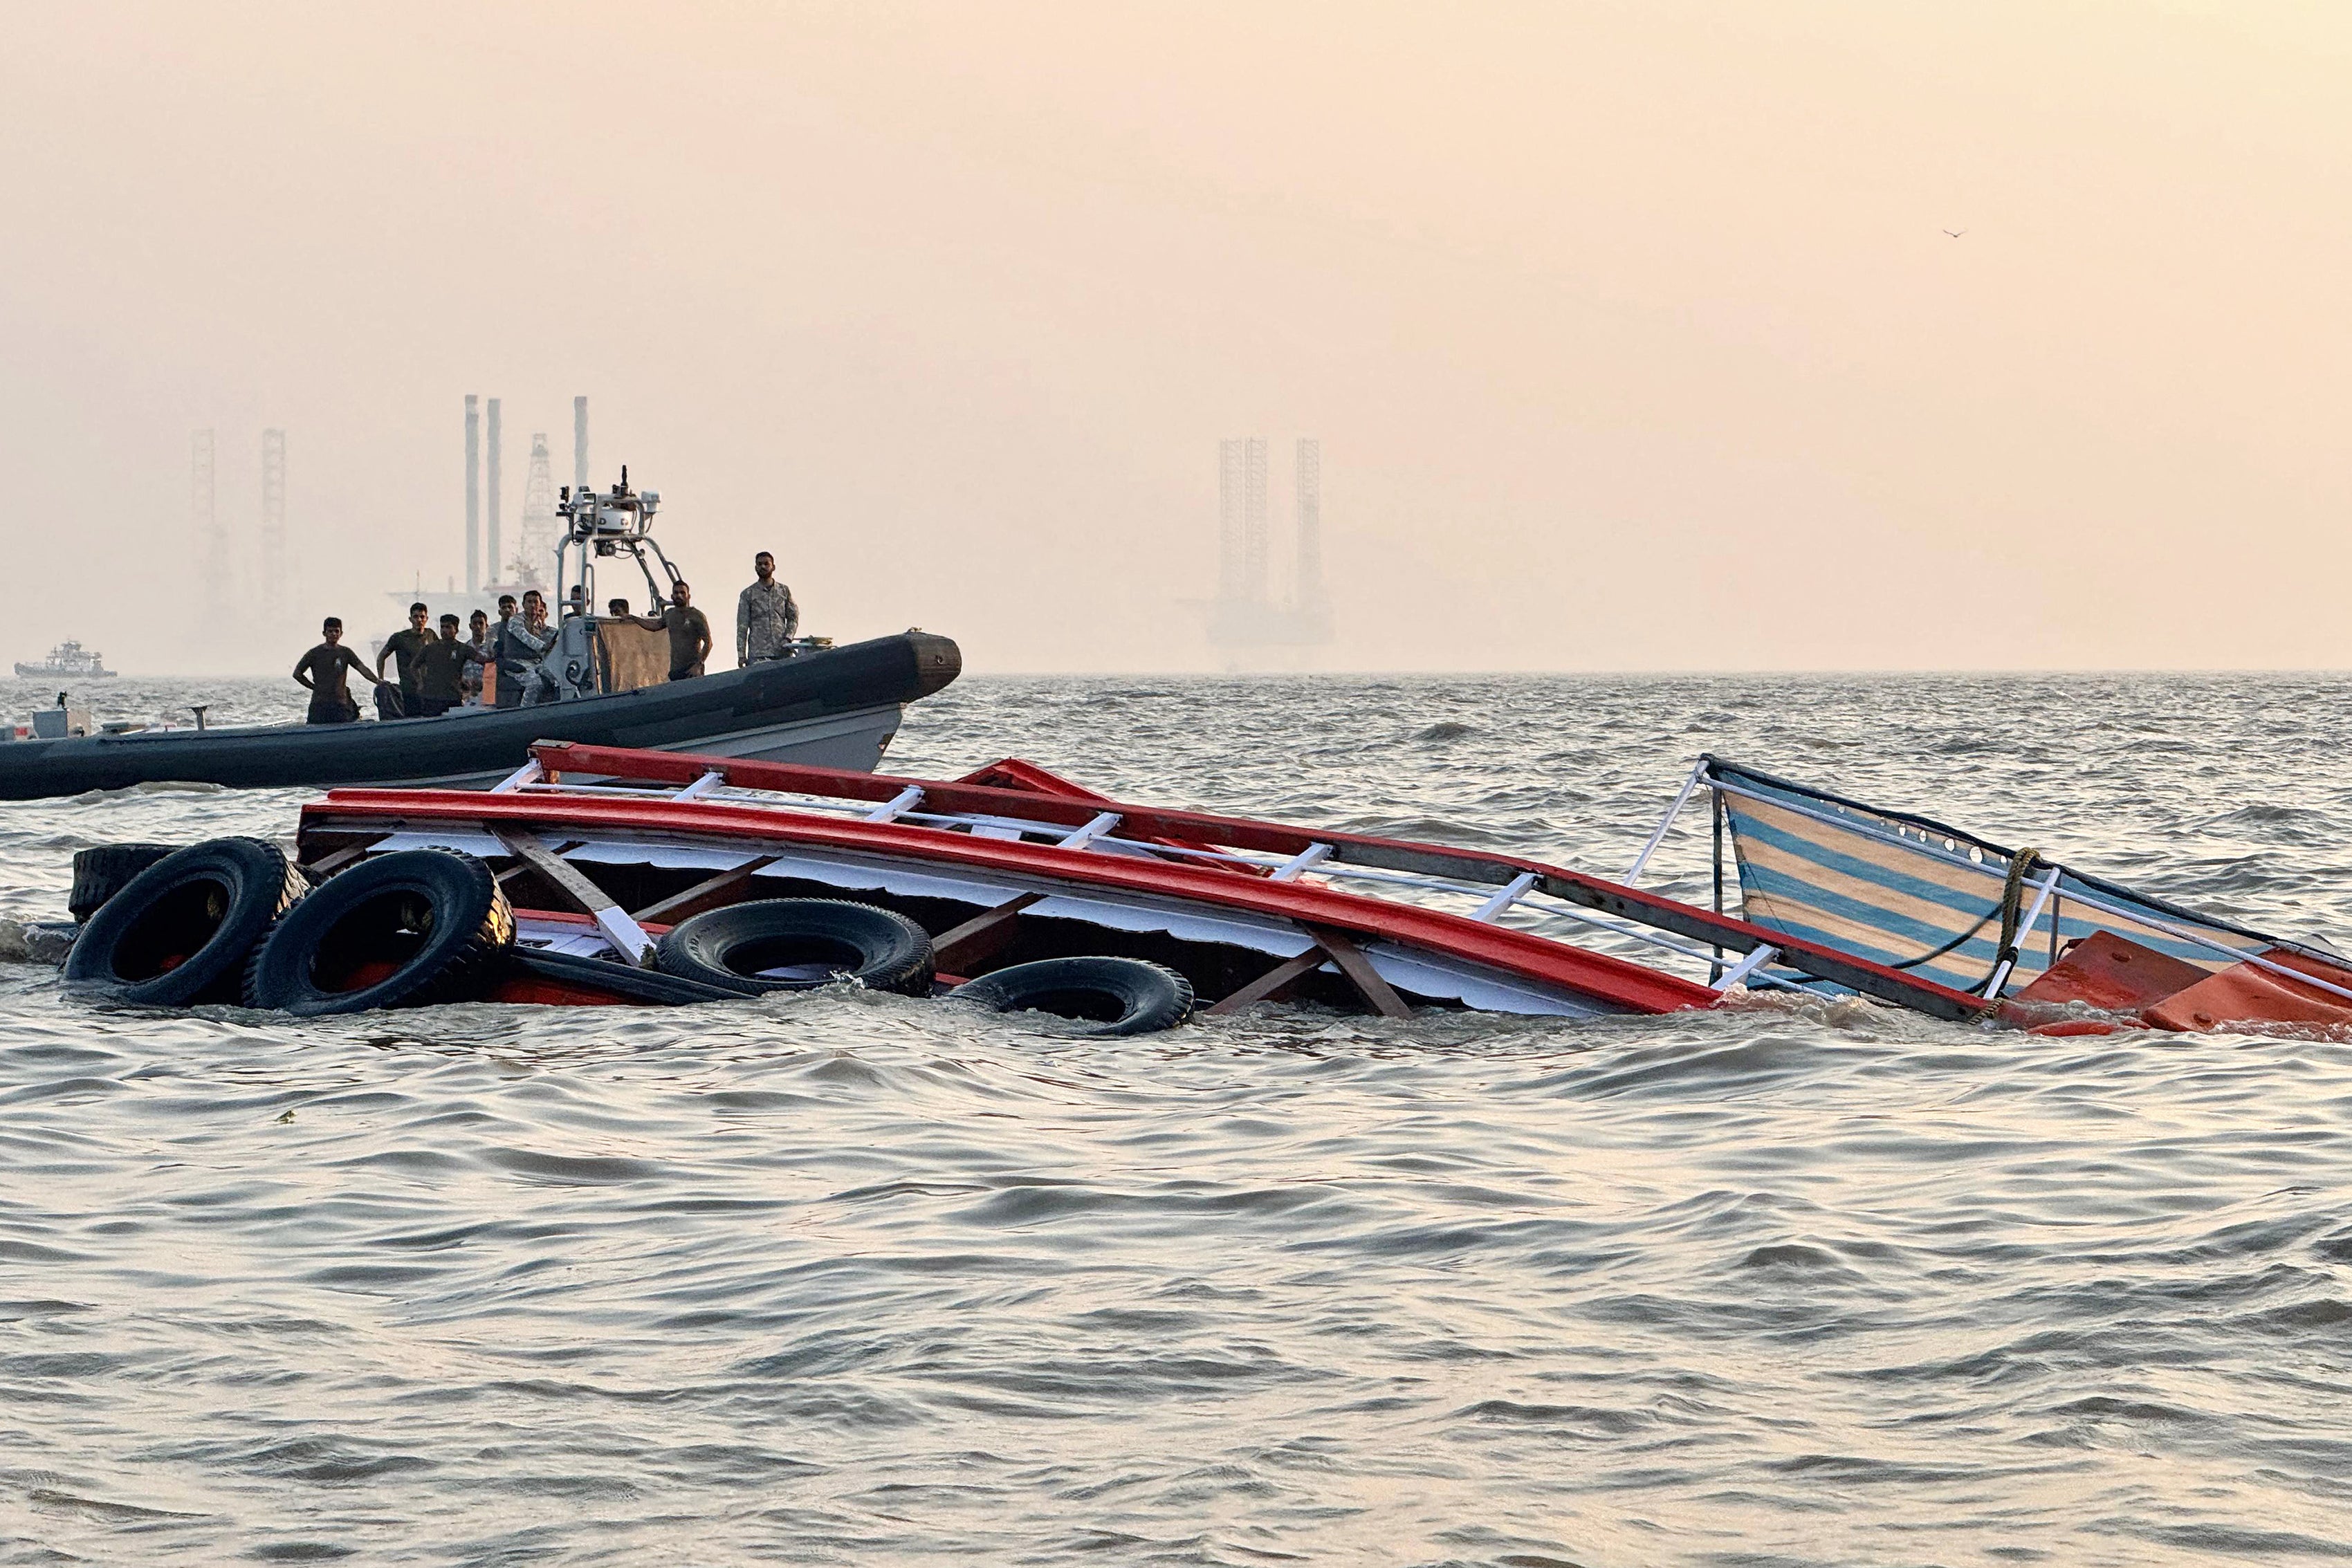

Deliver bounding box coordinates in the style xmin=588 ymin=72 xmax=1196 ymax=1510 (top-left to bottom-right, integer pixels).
xmin=736 ymin=551 xmax=799 ymax=665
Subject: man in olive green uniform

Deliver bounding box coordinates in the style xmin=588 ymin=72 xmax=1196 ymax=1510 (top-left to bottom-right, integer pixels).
xmin=376 ymin=602 xmax=436 ymax=715
xmin=664 ymin=581 xmax=713 ymax=681
xmin=293 ymin=618 xmax=385 ymax=724
xmin=412 ymin=613 xmax=488 ymax=717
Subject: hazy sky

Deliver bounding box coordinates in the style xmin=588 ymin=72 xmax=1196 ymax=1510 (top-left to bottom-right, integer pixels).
xmin=5 ymin=1 xmax=2349 ymax=673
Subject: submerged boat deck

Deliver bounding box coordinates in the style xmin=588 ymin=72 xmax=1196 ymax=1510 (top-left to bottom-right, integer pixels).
xmin=295 ymin=741 xmax=1994 ymax=1022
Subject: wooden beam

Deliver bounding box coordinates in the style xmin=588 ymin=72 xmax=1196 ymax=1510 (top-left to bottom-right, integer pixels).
xmin=1305 ymin=925 xmax=1412 ymax=1019
xmin=492 ymin=828 xmax=656 ymax=968
xmin=1529 ymin=871 xmax=1978 ymax=1022
xmin=931 ymin=892 xmax=1043 ymax=972
xmin=628 ymin=856 xmax=777 ymax=924
xmin=494 ymin=838 xmax=578 ymax=887
xmin=1206 ymin=927 xmax=1411 ymax=1020
xmin=303 ymin=838 xmax=380 ymax=878
xmin=1204 ymin=948 xmax=1328 ymax=1016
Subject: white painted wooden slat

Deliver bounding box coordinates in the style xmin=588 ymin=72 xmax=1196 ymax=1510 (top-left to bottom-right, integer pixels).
xmin=1057 ymin=811 xmax=1122 ymax=850
xmin=863 ymin=786 xmax=924 ymax=823
xmin=1469 ymin=870 xmax=1540 ymax=922
xmin=1624 ymin=757 xmax=1707 ymax=886
xmin=1711 ymin=944 xmax=1779 ymax=992
xmin=1269 ymin=842 xmax=1334 ymax=882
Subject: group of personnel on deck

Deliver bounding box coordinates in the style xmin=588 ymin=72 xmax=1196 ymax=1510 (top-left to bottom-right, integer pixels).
xmin=292 ymin=553 xmax=800 ymax=725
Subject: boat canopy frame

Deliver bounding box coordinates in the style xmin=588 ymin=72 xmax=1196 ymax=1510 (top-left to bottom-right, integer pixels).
xmin=551 ymin=466 xmax=683 ymax=620
xmin=1651 ymin=753 xmax=2352 ymax=1011
xmin=540 ymin=468 xmax=688 ymax=701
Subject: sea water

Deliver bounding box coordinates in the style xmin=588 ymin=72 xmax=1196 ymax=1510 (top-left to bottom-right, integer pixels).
xmin=3 ymin=672 xmax=2349 ymax=1566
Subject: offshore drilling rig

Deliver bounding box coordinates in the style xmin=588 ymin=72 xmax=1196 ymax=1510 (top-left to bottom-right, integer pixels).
xmin=1206 ymin=436 xmax=1334 ymax=665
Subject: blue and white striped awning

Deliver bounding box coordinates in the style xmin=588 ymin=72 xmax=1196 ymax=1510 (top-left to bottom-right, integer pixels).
xmin=1706 ymin=760 xmax=2268 ymax=995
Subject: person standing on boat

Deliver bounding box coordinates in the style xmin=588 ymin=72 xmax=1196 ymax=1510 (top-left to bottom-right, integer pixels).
xmin=488 ymin=594 xmax=521 ymax=708
xmin=663 ymin=580 xmax=713 ymax=681
xmin=736 ymin=552 xmax=798 ymax=665
xmin=604 ymin=596 xmax=670 ymax=631
xmin=412 ymin=614 xmax=488 ymax=717
xmin=376 ymin=602 xmax=436 ymax=714
xmin=293 ymin=618 xmax=386 ymax=725
xmin=460 ymin=609 xmax=493 ymax=705
xmin=504 ymin=590 xmax=560 ymax=706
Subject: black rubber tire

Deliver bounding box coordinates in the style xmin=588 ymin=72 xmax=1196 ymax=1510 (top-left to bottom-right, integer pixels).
xmin=507 ymin=947 xmax=742 ymax=1006
xmin=952 ymin=956 xmax=1195 ymax=1037
xmin=69 ymin=843 xmax=181 ymax=923
xmin=64 ymin=838 xmax=307 ymax=1006
xmin=655 ymin=898 xmax=935 ymax=997
xmin=241 ymin=849 xmax=515 ymax=1016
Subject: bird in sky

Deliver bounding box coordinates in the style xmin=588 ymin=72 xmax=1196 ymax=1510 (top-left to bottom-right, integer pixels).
xmin=1943 ymin=228 xmax=1967 ymax=237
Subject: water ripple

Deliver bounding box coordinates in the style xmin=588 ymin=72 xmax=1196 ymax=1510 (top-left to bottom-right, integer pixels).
xmin=1 ymin=673 xmax=2350 ymax=1562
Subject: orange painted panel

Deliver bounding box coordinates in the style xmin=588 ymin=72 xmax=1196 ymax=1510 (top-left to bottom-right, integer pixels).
xmin=2142 ymin=952 xmax=2352 ymax=1033
xmin=2010 ymin=930 xmax=2206 ymax=1014
xmin=484 ymin=975 xmax=640 ymax=1007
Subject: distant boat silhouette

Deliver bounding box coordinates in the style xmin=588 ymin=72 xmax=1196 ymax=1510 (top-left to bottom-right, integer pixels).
xmin=15 ymin=640 xmax=115 ymax=679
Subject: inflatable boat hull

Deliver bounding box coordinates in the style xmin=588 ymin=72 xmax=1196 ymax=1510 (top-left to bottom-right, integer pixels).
xmin=0 ymin=632 xmax=961 ymax=798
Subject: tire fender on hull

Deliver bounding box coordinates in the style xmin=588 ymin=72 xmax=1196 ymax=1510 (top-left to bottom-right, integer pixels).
xmin=64 ymin=838 xmax=307 ymax=1006
xmin=952 ymin=956 xmax=1195 ymax=1036
xmin=70 ymin=842 xmax=181 ymax=923
xmin=243 ymin=849 xmax=515 ymax=1015
xmin=656 ymin=898 xmax=935 ymax=997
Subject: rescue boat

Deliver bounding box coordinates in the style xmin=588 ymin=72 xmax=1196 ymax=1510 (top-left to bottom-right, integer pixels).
xmin=0 ymin=633 xmax=960 ymax=799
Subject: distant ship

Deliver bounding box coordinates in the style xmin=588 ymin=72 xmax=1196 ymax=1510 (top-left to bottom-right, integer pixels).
xmin=15 ymin=641 xmax=116 ymax=680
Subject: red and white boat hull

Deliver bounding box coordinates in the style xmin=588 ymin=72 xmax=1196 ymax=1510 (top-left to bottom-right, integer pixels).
xmin=294 ymin=742 xmax=1985 ymax=1021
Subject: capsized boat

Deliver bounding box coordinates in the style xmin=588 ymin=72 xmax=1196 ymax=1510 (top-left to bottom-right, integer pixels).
xmin=285 ymin=741 xmax=1996 ymax=1020
xmin=1673 ymin=755 xmax=2352 ymax=1034
xmin=73 ymin=741 xmax=2323 ymax=1033
xmin=0 ymin=634 xmax=959 ymax=800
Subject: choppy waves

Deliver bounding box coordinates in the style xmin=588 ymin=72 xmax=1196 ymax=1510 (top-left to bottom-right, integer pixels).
xmin=5 ymin=672 xmax=2352 ymax=1565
